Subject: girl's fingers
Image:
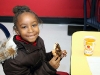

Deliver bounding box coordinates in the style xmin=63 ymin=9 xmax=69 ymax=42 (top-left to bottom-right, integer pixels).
xmin=63 ymin=50 xmax=67 ymax=54
xmin=52 ymin=49 xmax=57 ymax=56
xmin=52 ymin=56 xmax=58 ymax=60
xmin=62 ymin=50 xmax=67 ymax=57
xmin=53 ymin=56 xmax=60 ymax=61
xmin=56 ymin=57 xmax=61 ymax=62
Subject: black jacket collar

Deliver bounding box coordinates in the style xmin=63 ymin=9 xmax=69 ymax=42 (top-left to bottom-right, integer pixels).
xmin=13 ymin=36 xmax=42 ymax=54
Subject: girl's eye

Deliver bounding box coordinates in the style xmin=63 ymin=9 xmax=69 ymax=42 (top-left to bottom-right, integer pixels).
xmin=21 ymin=26 xmax=27 ymax=28
xmin=32 ymin=24 xmax=37 ymax=27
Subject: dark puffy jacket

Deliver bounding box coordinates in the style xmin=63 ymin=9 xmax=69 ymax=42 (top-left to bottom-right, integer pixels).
xmin=1 ymin=36 xmax=56 ymax=75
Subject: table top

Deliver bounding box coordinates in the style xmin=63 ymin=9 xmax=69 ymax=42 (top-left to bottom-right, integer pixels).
xmin=71 ymin=31 xmax=100 ymax=75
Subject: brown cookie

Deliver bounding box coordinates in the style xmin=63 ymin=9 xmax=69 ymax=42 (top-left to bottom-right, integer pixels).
xmin=54 ymin=43 xmax=62 ymax=57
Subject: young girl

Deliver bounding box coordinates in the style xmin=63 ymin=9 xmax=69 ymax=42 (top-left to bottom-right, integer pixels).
xmin=0 ymin=6 xmax=67 ymax=75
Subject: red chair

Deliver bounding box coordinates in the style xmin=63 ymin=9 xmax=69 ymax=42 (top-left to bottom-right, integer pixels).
xmin=56 ymin=71 xmax=69 ymax=75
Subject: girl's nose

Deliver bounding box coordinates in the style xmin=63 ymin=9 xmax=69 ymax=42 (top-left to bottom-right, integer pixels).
xmin=28 ymin=26 xmax=33 ymax=32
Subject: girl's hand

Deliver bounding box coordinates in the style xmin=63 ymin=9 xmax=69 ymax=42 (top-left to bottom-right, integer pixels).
xmin=49 ymin=56 xmax=61 ymax=69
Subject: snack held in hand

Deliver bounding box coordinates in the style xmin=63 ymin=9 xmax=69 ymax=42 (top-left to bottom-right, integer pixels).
xmin=53 ymin=43 xmax=62 ymax=57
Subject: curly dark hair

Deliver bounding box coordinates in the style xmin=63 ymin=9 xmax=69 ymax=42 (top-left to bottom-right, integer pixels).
xmin=13 ymin=5 xmax=42 ymax=29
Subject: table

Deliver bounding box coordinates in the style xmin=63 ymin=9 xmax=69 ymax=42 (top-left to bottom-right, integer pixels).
xmin=71 ymin=31 xmax=100 ymax=75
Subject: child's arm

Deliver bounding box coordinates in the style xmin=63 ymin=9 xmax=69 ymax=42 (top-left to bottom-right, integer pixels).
xmin=45 ymin=52 xmax=53 ymax=61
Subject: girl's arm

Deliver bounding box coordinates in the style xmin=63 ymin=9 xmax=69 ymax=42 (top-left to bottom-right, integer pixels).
xmin=45 ymin=51 xmax=53 ymax=61
xmin=2 ymin=59 xmax=56 ymax=75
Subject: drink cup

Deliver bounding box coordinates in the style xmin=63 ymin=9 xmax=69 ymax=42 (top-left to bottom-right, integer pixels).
xmin=84 ymin=36 xmax=96 ymax=56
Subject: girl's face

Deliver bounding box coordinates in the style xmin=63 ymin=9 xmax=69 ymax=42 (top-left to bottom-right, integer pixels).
xmin=15 ymin=12 xmax=40 ymax=43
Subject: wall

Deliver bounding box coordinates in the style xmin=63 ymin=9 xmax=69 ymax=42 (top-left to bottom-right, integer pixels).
xmin=0 ymin=0 xmax=86 ymax=18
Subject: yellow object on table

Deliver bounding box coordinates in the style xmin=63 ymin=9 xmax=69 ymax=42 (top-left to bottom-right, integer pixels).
xmin=84 ymin=36 xmax=96 ymax=56
xmin=71 ymin=31 xmax=100 ymax=75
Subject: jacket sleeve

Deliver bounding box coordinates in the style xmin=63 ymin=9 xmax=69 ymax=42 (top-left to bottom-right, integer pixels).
xmin=39 ymin=37 xmax=53 ymax=61
xmin=42 ymin=42 xmax=53 ymax=61
xmin=2 ymin=59 xmax=33 ymax=75
xmin=2 ymin=59 xmax=56 ymax=75
xmin=46 ymin=52 xmax=53 ymax=61
xmin=33 ymin=61 xmax=56 ymax=75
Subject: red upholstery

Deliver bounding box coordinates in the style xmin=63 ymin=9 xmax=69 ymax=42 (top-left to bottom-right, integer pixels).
xmin=56 ymin=71 xmax=69 ymax=75
xmin=97 ymin=0 xmax=100 ymax=22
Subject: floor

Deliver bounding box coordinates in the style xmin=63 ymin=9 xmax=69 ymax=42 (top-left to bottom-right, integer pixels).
xmin=0 ymin=22 xmax=72 ymax=75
